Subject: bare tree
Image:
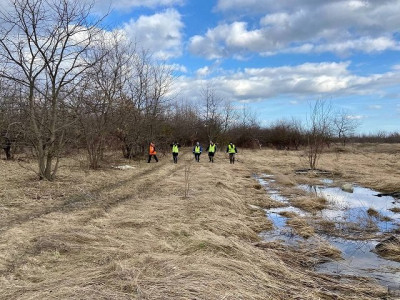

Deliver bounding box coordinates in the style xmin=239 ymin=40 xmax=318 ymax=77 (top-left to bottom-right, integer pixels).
xmin=0 ymin=0 xmax=102 ymax=179
xmin=165 ymin=99 xmax=200 ymax=145
xmin=305 ymin=100 xmax=333 ymax=170
xmin=75 ymin=33 xmax=132 ymax=168
xmin=333 ymin=109 xmax=360 ymax=146
xmin=200 ymin=84 xmax=223 ymax=141
xmin=114 ymin=50 xmax=173 ymax=158
xmin=239 ymin=104 xmax=257 ymax=128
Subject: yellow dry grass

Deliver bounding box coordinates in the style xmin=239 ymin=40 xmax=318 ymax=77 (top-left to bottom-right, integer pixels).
xmin=375 ymin=242 xmax=400 ymax=263
xmin=374 ymin=236 xmax=400 ymax=263
xmin=291 ymin=196 xmax=328 ymax=213
xmin=389 ymin=207 xmax=400 ymax=213
xmin=1 ymin=144 xmax=398 ymax=299
xmin=286 ymin=217 xmax=315 ymax=239
xmin=277 ymin=211 xmax=298 ymax=218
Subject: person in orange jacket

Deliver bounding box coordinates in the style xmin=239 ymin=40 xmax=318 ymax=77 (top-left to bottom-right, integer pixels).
xmin=148 ymin=142 xmax=159 ymax=163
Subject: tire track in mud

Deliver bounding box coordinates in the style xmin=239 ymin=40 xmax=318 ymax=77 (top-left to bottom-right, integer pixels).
xmin=0 ymin=153 xmax=189 ymax=235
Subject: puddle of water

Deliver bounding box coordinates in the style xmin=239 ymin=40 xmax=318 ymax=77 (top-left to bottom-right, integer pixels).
xmin=299 ymin=184 xmax=400 ymax=233
xmin=269 ymin=211 xmax=287 ymax=229
xmin=322 ymin=207 xmax=397 ymax=233
xmin=300 ymin=184 xmax=399 ymax=211
xmin=254 ymin=174 xmax=400 ymax=292
xmin=259 ymin=210 xmax=302 ymax=245
xmin=320 ymin=178 xmax=334 ymax=185
xmin=254 ymin=174 xmax=289 ymax=203
xmin=316 ymin=236 xmax=400 ymax=291
xmin=267 ymin=206 xmax=306 ymax=229
xmin=255 ymin=174 xmax=304 ymax=244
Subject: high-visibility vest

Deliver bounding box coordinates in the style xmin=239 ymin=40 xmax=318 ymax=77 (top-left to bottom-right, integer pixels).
xmin=172 ymin=145 xmax=179 ymax=153
xmin=149 ymin=145 xmax=156 ymax=155
xmin=228 ymin=144 xmax=236 ymax=153
xmin=208 ymin=144 xmax=216 ymax=153
xmin=194 ymin=146 xmax=201 ymax=153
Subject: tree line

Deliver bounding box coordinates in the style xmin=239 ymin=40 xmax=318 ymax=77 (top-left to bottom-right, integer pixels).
xmin=1 ymin=0 xmax=398 ymax=180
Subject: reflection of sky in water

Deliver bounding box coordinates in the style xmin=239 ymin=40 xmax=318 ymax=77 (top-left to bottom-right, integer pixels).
xmin=262 ymin=205 xmax=310 ymax=244
xmin=268 ymin=192 xmax=289 ymax=203
xmin=269 ymin=212 xmax=287 ymax=229
xmin=300 ymin=184 xmax=398 ymax=211
xmin=322 ymin=207 xmax=397 ymax=232
xmin=254 ymin=175 xmax=289 ymax=203
xmin=266 ymin=206 xmax=307 ymax=229
xmin=299 ymin=184 xmax=400 ymax=232
xmin=255 ymin=174 xmax=400 ymax=290
xmin=317 ymin=236 xmax=400 ymax=290
xmin=320 ymin=178 xmax=334 ymax=185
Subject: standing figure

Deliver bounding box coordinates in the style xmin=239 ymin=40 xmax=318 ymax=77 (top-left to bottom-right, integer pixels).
xmin=148 ymin=142 xmax=159 ymax=163
xmin=226 ymin=142 xmax=237 ymax=164
xmin=192 ymin=142 xmax=202 ymax=162
xmin=170 ymin=141 xmax=180 ymax=164
xmin=206 ymin=141 xmax=217 ymax=163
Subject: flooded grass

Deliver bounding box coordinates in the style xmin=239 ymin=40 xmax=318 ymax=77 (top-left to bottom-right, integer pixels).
xmin=286 ymin=217 xmax=315 ymax=238
xmin=367 ymin=207 xmax=381 ymax=218
xmin=298 ymin=183 xmax=400 ymax=236
xmin=390 ymin=207 xmax=400 ymax=213
xmin=291 ymin=195 xmax=328 ymax=212
xmin=278 ymin=210 xmax=298 ymax=218
xmin=317 ymin=236 xmax=400 ymax=292
xmin=374 ymin=236 xmax=400 ymax=263
xmin=255 ymin=173 xmax=400 ymax=293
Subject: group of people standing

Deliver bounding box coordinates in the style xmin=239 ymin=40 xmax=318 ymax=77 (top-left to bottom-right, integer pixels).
xmin=147 ymin=141 xmax=238 ymax=164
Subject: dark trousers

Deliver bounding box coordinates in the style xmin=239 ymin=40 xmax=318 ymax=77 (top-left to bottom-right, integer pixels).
xmin=172 ymin=153 xmax=178 ymax=163
xmin=194 ymin=153 xmax=200 ymax=162
xmin=148 ymin=154 xmax=158 ymax=163
xmin=208 ymin=152 xmax=215 ymax=162
xmin=229 ymin=153 xmax=235 ymax=164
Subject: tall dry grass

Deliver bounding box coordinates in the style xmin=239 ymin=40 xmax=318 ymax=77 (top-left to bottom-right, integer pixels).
xmin=1 ymin=145 xmax=397 ymax=299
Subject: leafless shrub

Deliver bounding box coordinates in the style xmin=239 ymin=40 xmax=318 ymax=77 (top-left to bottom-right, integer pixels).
xmin=304 ymin=100 xmax=334 ymax=170
xmin=184 ymin=163 xmax=191 ymax=198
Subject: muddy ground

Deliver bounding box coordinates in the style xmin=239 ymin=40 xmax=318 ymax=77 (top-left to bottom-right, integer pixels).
xmin=0 ymin=144 xmax=399 ymax=299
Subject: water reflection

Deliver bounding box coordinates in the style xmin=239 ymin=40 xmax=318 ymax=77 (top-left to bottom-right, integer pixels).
xmin=299 ymin=183 xmax=400 ymax=233
xmin=317 ymin=236 xmax=400 ymax=291
xmin=255 ymin=174 xmax=289 ymax=204
xmin=254 ymin=174 xmax=400 ymax=292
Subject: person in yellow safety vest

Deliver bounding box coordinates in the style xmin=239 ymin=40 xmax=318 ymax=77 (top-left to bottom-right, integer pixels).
xmin=148 ymin=142 xmax=159 ymax=163
xmin=206 ymin=141 xmax=217 ymax=163
xmin=192 ymin=141 xmax=202 ymax=162
xmin=226 ymin=142 xmax=238 ymax=164
xmin=170 ymin=141 xmax=181 ymax=164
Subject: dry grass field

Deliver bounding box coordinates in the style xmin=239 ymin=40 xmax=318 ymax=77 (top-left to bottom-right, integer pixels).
xmin=0 ymin=144 xmax=399 ymax=299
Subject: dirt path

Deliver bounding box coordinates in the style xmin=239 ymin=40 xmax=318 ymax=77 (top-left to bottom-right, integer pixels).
xmin=0 ymin=149 xmax=391 ymax=299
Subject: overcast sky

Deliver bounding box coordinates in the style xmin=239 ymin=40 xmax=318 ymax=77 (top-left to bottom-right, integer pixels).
xmin=98 ymin=0 xmax=400 ymax=133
